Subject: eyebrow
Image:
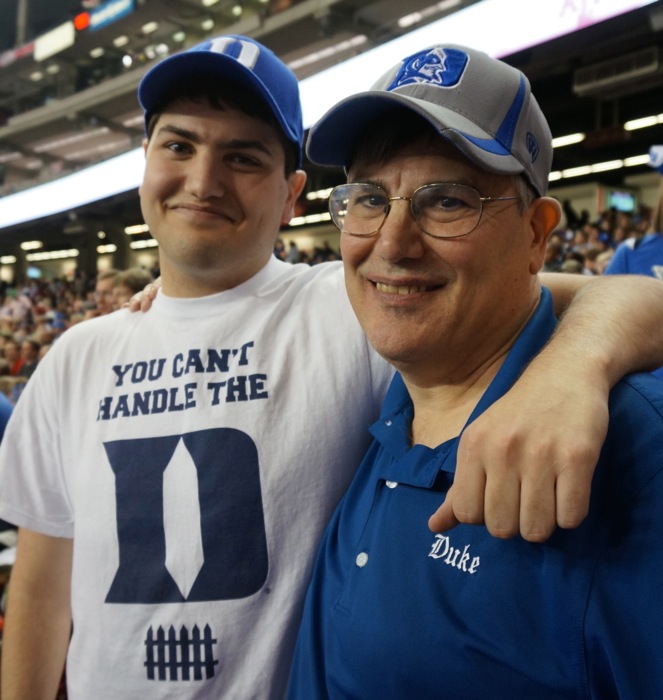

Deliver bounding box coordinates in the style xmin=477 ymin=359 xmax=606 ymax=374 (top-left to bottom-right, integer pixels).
xmin=351 ymin=176 xmax=483 ymax=191
xmin=348 ymin=177 xmax=387 ymax=189
xmin=156 ymin=124 xmax=200 ymax=142
xmin=155 ymin=124 xmax=275 ymax=158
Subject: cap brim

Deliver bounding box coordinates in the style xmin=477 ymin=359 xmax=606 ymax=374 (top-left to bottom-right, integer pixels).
xmin=306 ymin=91 xmax=524 ymax=177
xmin=138 ymin=51 xmax=299 ymax=145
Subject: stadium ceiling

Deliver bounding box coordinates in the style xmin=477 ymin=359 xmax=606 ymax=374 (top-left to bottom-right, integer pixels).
xmin=0 ymin=0 xmax=662 ymax=251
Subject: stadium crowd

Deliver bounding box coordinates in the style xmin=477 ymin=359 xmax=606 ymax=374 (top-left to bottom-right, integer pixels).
xmin=545 ymin=200 xmax=651 ymax=275
xmin=0 ymin=265 xmax=158 ymax=404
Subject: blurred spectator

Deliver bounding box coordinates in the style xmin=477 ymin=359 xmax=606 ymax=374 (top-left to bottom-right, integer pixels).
xmin=85 ymin=270 xmax=119 ymax=319
xmin=310 ymin=241 xmax=341 ymax=265
xmin=275 ymin=238 xmax=340 ymax=266
xmin=112 ymin=267 xmax=154 ymax=309
xmin=274 ymin=238 xmax=286 ymax=261
xmin=605 ymin=181 xmax=663 ymax=279
xmin=595 ymin=249 xmax=614 ymax=274
xmin=561 ymin=199 xmax=589 ymax=231
xmin=603 ymin=146 xmax=663 ymax=378
xmin=0 ymin=390 xmax=14 ymax=532
xmin=581 ymin=222 xmax=603 ymax=251
xmin=582 ymin=246 xmax=603 ymax=275
xmin=0 ymin=391 xmax=12 ymax=442
xmin=570 ymin=228 xmax=589 ymax=254
xmin=285 ymin=240 xmax=301 ymax=264
xmin=4 ymin=340 xmax=23 ymax=376
xmin=611 ymin=225 xmax=629 ymax=248
xmin=560 ymin=259 xmax=584 ymax=274
xmin=563 ymin=250 xmax=586 ymax=271
xmin=0 ymin=376 xmax=27 ymax=406
xmin=542 ymin=238 xmax=564 ymax=272
xmin=0 ymin=288 xmax=32 ymax=323
xmin=17 ymin=340 xmax=40 ymax=381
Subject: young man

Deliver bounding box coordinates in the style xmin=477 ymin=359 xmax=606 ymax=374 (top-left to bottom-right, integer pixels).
xmin=1 ymin=35 xmax=663 ymax=700
xmin=288 ymin=43 xmax=663 ymax=698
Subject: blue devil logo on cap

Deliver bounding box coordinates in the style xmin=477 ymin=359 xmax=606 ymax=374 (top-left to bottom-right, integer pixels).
xmin=387 ymin=47 xmax=469 ymax=90
xmin=208 ymin=36 xmax=260 ymax=70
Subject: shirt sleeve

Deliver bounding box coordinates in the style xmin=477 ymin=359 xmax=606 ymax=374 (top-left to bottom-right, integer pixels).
xmin=0 ymin=348 xmax=73 ymax=537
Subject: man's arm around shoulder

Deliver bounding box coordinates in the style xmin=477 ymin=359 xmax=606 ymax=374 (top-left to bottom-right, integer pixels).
xmin=430 ymin=272 xmax=663 ymax=541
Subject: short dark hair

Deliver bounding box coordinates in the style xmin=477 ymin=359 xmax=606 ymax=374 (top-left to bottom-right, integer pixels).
xmin=145 ymin=73 xmax=299 ymax=175
xmin=346 ymin=108 xmax=435 ymax=174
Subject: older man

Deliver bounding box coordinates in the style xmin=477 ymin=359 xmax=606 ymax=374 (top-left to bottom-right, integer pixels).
xmin=289 ymin=44 xmax=663 ymax=698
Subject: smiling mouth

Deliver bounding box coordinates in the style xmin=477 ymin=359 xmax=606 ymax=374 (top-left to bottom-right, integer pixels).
xmin=172 ymin=204 xmax=234 ymax=220
xmin=375 ymin=282 xmax=438 ymax=295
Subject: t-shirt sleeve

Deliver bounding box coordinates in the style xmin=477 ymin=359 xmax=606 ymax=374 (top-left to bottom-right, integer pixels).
xmin=0 ymin=349 xmax=73 ymax=537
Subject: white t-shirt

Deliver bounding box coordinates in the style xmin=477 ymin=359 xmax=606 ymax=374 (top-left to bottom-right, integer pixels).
xmin=0 ymin=258 xmax=393 ymax=700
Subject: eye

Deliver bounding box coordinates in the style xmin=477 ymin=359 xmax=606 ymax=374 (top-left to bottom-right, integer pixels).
xmin=416 ymin=185 xmax=478 ymax=218
xmin=164 ymin=140 xmax=193 ymax=155
xmin=427 ymin=191 xmax=470 ymax=211
xmin=435 ymin=195 xmax=465 ymax=211
xmin=227 ymin=153 xmax=262 ymax=168
xmin=351 ymin=188 xmax=388 ymax=211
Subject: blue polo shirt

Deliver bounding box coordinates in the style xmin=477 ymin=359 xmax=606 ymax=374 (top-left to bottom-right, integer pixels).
xmin=605 ymin=233 xmax=663 ymax=379
xmin=288 ymin=288 xmax=663 ymax=699
xmin=605 ymin=233 xmax=663 ymax=278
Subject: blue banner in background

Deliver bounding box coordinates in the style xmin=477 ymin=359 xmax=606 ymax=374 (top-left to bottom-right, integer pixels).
xmin=90 ymin=0 xmax=135 ymax=32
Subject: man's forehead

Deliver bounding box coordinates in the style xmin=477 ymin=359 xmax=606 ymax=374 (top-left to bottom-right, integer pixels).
xmin=349 ymin=137 xmax=508 ymax=188
xmin=153 ymin=100 xmax=282 ymax=144
xmin=155 ymin=97 xmax=253 ymax=126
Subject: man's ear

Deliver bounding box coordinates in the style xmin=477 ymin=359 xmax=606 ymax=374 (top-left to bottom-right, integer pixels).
xmin=280 ymin=169 xmax=307 ymax=226
xmin=528 ymin=196 xmax=562 ymax=274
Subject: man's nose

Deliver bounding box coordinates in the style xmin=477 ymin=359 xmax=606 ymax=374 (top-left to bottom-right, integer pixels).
xmin=185 ymin=154 xmax=225 ymax=199
xmin=374 ymin=199 xmax=426 ymax=262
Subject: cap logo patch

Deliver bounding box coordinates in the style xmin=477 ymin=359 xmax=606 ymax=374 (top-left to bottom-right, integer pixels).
xmin=526 ymin=132 xmax=540 ymax=164
xmin=387 ymin=47 xmax=469 ymax=91
xmin=209 ymin=37 xmax=259 ymax=70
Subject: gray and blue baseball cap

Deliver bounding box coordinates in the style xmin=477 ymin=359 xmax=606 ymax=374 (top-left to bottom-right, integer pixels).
xmin=306 ymin=44 xmax=552 ymax=196
xmin=138 ymin=35 xmax=303 ymax=166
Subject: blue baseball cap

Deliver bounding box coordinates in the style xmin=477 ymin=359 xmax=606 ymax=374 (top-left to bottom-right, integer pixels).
xmin=306 ymin=44 xmax=552 ymax=196
xmin=138 ymin=35 xmax=303 ymax=166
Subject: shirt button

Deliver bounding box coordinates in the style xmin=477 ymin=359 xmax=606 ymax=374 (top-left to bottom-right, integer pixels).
xmin=385 ymin=420 xmax=392 ymax=427
xmin=385 ymin=481 xmax=398 ymax=489
xmin=356 ymin=552 xmax=369 ymax=568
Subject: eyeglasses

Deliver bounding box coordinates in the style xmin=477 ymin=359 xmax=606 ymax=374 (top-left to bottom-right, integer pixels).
xmin=329 ymin=182 xmax=520 ymax=239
